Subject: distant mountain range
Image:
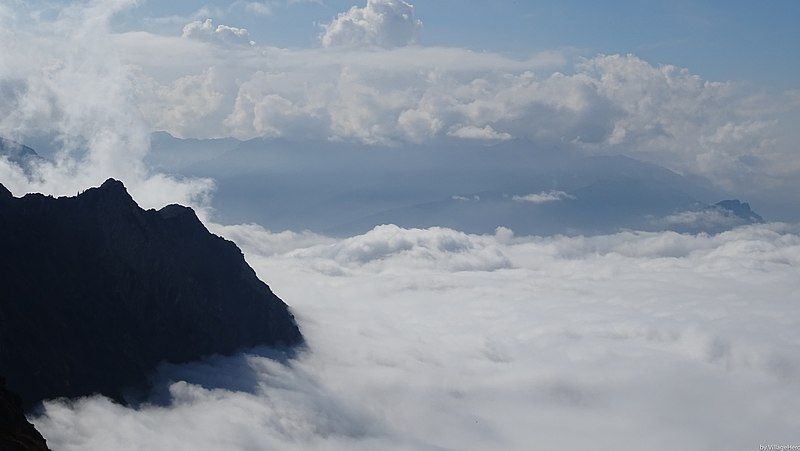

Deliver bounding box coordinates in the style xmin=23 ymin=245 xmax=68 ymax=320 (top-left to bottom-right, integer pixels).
xmin=147 ymin=133 xmax=765 ymax=236
xmin=2 ymin=134 xmax=768 ymax=236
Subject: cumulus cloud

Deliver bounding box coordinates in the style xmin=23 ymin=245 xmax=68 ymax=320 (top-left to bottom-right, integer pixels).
xmin=512 ymin=190 xmax=575 ymax=204
xmin=182 ymin=18 xmax=255 ymax=46
xmin=31 ymin=222 xmax=800 ymax=450
xmin=320 ymin=0 xmax=422 ymax=48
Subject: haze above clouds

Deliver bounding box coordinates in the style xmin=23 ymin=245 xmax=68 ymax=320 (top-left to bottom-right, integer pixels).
xmin=1 ymin=1 xmax=799 ymax=449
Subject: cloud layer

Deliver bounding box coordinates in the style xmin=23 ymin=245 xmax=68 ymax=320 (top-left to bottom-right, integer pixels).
xmin=120 ymin=37 xmax=796 ymax=192
xmin=31 ymin=222 xmax=800 ymax=450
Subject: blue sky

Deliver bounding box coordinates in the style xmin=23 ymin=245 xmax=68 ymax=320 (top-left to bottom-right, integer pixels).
xmin=105 ymin=0 xmax=800 ymax=88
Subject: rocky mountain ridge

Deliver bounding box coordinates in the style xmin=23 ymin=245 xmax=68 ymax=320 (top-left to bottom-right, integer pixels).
xmin=0 ymin=179 xmax=303 ymax=411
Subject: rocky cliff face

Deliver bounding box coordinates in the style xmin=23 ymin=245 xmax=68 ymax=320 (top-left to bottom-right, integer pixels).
xmin=0 ymin=179 xmax=303 ymax=410
xmin=0 ymin=378 xmax=49 ymax=451
xmin=713 ymin=199 xmax=764 ymax=223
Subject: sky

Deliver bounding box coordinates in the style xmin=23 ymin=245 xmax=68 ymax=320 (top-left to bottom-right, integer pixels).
xmin=2 ymin=0 xmax=799 ymax=211
xmin=1 ymin=1 xmax=800 ymax=449
xmin=109 ymin=0 xmax=800 ymax=88
xmin=3 ymin=0 xmax=798 ymax=82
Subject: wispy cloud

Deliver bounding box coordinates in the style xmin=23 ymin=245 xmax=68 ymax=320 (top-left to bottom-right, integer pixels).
xmin=512 ymin=190 xmax=575 ymax=204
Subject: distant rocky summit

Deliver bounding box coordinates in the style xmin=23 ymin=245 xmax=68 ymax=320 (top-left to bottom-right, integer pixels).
xmin=0 ymin=138 xmax=45 ymax=176
xmin=661 ymin=198 xmax=765 ymax=234
xmin=0 ymin=179 xmax=303 ymax=411
xmin=713 ymin=199 xmax=764 ymax=223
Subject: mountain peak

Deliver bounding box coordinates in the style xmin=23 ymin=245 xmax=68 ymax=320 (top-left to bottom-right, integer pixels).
xmin=73 ymin=177 xmax=138 ymax=211
xmin=99 ymin=178 xmax=125 ymax=191
xmin=714 ymin=199 xmax=764 ymax=223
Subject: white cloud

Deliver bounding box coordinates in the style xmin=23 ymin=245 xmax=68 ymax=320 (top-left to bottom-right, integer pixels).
xmin=512 ymin=190 xmax=575 ymax=204
xmin=30 ymin=222 xmax=800 ymax=450
xmin=448 ymin=124 xmax=512 ymax=141
xmin=288 ymin=224 xmax=512 ymax=272
xmin=663 ymin=209 xmax=742 ymax=228
xmin=210 ymin=222 xmax=334 ymax=256
xmin=182 ymin=18 xmax=255 ymax=46
xmin=320 ymin=0 xmax=422 ymax=48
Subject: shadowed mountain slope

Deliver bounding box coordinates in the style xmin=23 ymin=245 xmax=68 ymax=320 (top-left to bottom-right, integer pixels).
xmin=0 ymin=179 xmax=303 ymax=411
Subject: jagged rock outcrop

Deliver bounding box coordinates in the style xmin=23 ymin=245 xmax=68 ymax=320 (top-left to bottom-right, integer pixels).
xmin=0 ymin=378 xmax=49 ymax=451
xmin=0 ymin=179 xmax=303 ymax=410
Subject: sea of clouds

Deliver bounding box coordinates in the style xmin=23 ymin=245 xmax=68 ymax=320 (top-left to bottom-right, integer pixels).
xmin=31 ymin=222 xmax=800 ymax=450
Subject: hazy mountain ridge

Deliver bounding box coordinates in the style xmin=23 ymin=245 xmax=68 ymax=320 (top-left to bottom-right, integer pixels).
xmin=152 ymin=134 xmax=762 ymax=236
xmin=0 ymin=138 xmax=46 ymax=177
xmin=0 ymin=179 xmax=303 ymax=411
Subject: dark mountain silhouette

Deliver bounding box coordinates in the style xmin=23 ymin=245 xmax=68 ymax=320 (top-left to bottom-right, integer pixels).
xmin=0 ymin=179 xmax=303 ymax=411
xmin=0 ymin=378 xmax=49 ymax=451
